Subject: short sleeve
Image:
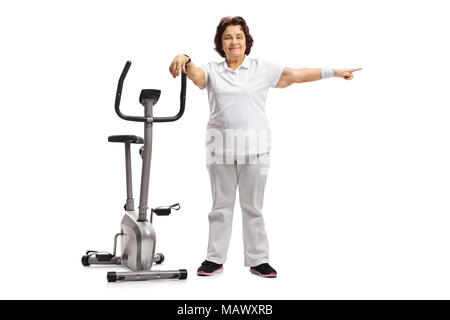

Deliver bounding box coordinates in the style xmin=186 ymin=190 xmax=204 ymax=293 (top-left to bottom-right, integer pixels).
xmin=200 ymin=63 xmax=211 ymax=90
xmin=258 ymin=59 xmax=284 ymax=88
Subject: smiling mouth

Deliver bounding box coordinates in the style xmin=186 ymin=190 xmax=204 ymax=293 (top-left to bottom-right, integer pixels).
xmin=230 ymin=47 xmax=240 ymax=50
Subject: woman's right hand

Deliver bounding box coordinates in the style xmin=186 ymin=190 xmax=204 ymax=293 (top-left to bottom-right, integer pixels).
xmin=169 ymin=54 xmax=190 ymax=78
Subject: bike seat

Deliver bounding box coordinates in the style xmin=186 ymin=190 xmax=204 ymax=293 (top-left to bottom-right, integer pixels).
xmin=108 ymin=135 xmax=144 ymax=144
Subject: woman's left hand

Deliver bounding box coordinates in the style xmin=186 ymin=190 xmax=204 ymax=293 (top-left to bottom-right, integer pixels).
xmin=335 ymin=68 xmax=362 ymax=80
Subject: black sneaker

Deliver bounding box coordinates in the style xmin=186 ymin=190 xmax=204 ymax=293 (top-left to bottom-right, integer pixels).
xmin=250 ymin=263 xmax=277 ymax=278
xmin=197 ymin=260 xmax=224 ymax=276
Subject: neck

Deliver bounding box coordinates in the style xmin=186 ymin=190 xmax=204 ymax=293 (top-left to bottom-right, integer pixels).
xmin=226 ymin=55 xmax=245 ymax=70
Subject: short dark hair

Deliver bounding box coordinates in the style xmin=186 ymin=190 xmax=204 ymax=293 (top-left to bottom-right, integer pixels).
xmin=214 ymin=16 xmax=254 ymax=58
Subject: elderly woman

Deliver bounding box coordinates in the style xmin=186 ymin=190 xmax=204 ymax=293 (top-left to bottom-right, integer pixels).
xmin=169 ymin=16 xmax=361 ymax=278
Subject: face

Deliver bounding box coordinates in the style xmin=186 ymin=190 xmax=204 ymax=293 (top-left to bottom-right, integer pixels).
xmin=221 ymin=25 xmax=246 ymax=60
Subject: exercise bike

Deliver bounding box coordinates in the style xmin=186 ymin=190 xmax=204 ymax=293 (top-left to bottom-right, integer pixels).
xmin=81 ymin=61 xmax=188 ymax=282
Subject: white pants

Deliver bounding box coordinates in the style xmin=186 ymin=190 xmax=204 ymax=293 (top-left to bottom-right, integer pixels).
xmin=206 ymin=153 xmax=270 ymax=267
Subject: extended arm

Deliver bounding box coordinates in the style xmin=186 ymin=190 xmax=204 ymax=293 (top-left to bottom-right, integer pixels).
xmin=275 ymin=67 xmax=362 ymax=88
xmin=169 ymin=54 xmax=206 ymax=89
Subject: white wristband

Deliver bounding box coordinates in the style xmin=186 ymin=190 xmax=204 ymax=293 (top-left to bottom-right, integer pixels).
xmin=321 ymin=68 xmax=334 ymax=79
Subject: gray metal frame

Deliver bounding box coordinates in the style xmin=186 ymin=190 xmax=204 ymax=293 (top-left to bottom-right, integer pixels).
xmin=124 ymin=143 xmax=134 ymax=211
xmin=137 ymin=99 xmax=154 ymax=222
xmin=81 ymin=61 xmax=187 ymax=282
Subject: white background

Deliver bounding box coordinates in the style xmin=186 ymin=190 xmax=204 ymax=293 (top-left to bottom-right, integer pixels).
xmin=0 ymin=0 xmax=449 ymax=299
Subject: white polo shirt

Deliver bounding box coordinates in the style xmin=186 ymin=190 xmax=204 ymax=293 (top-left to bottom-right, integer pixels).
xmin=201 ymin=55 xmax=284 ymax=156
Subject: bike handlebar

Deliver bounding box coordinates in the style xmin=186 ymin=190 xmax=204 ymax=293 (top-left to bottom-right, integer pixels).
xmin=114 ymin=60 xmax=186 ymax=123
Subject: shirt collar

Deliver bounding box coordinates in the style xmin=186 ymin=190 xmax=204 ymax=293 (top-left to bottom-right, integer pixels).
xmin=220 ymin=55 xmax=250 ymax=72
